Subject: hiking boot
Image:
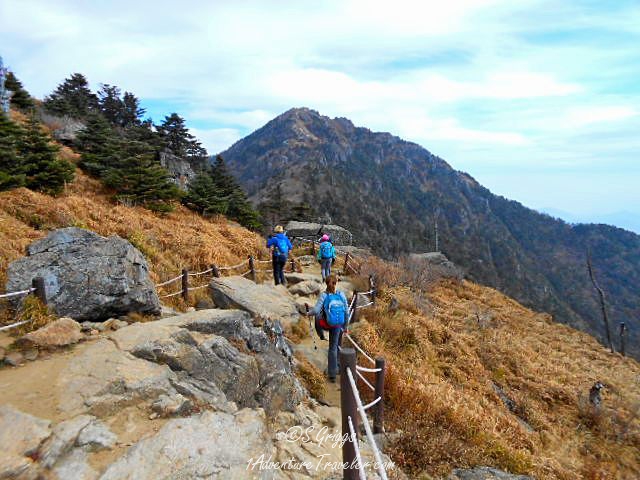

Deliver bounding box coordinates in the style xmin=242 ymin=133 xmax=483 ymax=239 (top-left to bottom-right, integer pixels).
xmin=328 ymin=376 xmax=337 ymax=383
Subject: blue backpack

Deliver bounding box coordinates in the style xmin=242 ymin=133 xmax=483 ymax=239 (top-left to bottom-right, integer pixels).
xmin=274 ymin=236 xmax=290 ymax=258
xmin=319 ymin=241 xmax=333 ymax=259
xmin=322 ymin=293 xmax=346 ymax=327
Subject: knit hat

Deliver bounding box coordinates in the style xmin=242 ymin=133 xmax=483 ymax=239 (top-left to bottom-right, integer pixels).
xmin=321 ymin=234 xmax=330 ymax=242
xmin=274 ymin=225 xmax=284 ymax=233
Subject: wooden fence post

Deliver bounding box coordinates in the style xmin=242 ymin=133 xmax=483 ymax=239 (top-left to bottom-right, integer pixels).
xmin=340 ymin=348 xmax=360 ymax=480
xmin=181 ymin=269 xmax=189 ymax=302
xmin=374 ymin=357 xmax=385 ymax=434
xmin=620 ymin=322 xmax=626 ymax=356
xmin=32 ymin=277 xmax=47 ymax=305
xmin=311 ymin=242 xmax=316 ymax=256
xmin=290 ymin=257 xmax=295 ymax=273
xmin=211 ymin=264 xmax=220 ymax=278
xmin=350 ymin=293 xmax=359 ymax=324
xmin=344 ymin=253 xmax=351 ymax=276
xmin=248 ymin=256 xmax=257 ymax=282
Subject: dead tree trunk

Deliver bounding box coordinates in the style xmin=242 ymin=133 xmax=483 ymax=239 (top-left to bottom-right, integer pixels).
xmin=587 ymin=250 xmax=614 ymax=353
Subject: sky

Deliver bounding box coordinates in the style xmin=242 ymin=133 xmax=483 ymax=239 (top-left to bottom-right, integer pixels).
xmin=1 ymin=0 xmax=639 ymax=229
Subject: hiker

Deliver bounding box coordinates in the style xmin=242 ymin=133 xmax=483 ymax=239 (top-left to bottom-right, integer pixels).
xmin=317 ymin=234 xmax=336 ymax=281
xmin=267 ymin=225 xmax=292 ymax=286
xmin=305 ymin=274 xmax=349 ymax=382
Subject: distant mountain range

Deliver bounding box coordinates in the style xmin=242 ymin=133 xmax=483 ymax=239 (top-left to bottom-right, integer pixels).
xmin=541 ymin=208 xmax=640 ymax=235
xmin=220 ymin=107 xmax=640 ymax=358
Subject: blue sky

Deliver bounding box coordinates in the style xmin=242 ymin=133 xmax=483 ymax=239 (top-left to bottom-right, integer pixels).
xmin=1 ymin=0 xmax=639 ymax=229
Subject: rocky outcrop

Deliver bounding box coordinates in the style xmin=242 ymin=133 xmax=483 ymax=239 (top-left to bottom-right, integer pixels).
xmin=285 ymin=221 xmax=353 ymax=246
xmin=158 ymin=149 xmax=198 ymax=189
xmin=209 ymin=276 xmax=299 ymax=326
xmin=407 ymin=252 xmax=463 ymax=280
xmin=0 ymin=405 xmax=51 ymax=478
xmin=6 ymin=227 xmax=160 ymax=321
xmin=40 ymin=112 xmax=86 ymax=143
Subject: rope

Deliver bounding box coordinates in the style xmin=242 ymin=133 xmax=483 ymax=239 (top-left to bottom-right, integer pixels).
xmin=188 ymin=284 xmax=209 ymax=291
xmin=255 ymin=259 xmax=273 ymax=264
xmin=344 ymin=333 xmax=376 ymax=365
xmin=356 ymin=301 xmax=374 ymax=309
xmin=356 ymin=365 xmax=382 ymax=373
xmin=359 ymin=289 xmax=375 ymax=296
xmin=0 ymin=288 xmax=35 ymax=299
xmin=188 ymin=268 xmax=213 ymax=276
xmin=241 ymin=270 xmax=253 ymax=278
xmin=356 ymin=369 xmax=375 ymax=392
xmin=155 ymin=274 xmax=182 ymax=287
xmin=217 ymin=258 xmax=249 ymax=271
xmin=0 ymin=319 xmax=31 ymax=332
xmin=160 ymin=290 xmax=183 ymax=298
xmin=346 ymin=367 xmax=389 ymax=480
xmin=363 ymin=396 xmax=382 ymax=411
xmin=347 ymin=415 xmax=367 ymax=480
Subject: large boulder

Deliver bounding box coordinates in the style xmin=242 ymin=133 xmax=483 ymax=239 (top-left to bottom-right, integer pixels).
xmin=158 ymin=149 xmax=198 ymax=189
xmin=19 ymin=317 xmax=83 ymax=349
xmin=448 ymin=467 xmax=534 ymax=479
xmin=6 ymin=227 xmax=160 ymax=321
xmin=285 ymin=221 xmax=353 ymax=246
xmin=407 ymin=251 xmax=463 ymax=280
xmin=209 ymin=276 xmax=299 ymax=326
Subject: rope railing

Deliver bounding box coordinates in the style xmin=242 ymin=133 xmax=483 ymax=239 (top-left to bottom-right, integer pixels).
xmin=159 ymin=290 xmax=183 ymax=299
xmin=356 ymin=369 xmax=375 ymax=392
xmin=356 ymin=365 xmax=382 ymax=373
xmin=0 ymin=287 xmax=35 ymax=299
xmin=344 ymin=332 xmax=376 ymax=365
xmin=155 ymin=274 xmax=183 ymax=288
xmin=188 ymin=267 xmax=213 ymax=277
xmin=216 ymin=258 xmax=250 ymax=271
xmin=345 ymin=366 xmax=389 ymax=480
xmin=347 ymin=415 xmax=367 ymax=480
xmin=0 ymin=319 xmax=31 ymax=332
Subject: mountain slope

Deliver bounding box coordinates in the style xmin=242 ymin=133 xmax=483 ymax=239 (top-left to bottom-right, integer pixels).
xmin=221 ymin=107 xmax=640 ymax=358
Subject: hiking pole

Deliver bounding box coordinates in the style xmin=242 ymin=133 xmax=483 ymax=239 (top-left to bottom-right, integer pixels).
xmin=305 ymin=304 xmax=318 ymax=350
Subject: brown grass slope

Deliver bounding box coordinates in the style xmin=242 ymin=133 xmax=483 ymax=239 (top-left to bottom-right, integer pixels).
xmin=352 ymin=262 xmax=639 ymax=479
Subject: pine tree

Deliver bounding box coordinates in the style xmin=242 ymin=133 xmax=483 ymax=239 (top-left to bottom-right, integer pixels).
xmin=121 ymin=92 xmax=145 ymax=127
xmin=76 ymin=114 xmax=117 ymax=176
xmin=102 ymin=151 xmax=181 ymax=212
xmin=211 ymin=155 xmax=261 ymax=229
xmin=44 ymin=73 xmax=98 ymax=117
xmin=18 ymin=115 xmax=74 ymax=195
xmin=5 ymin=72 xmax=34 ymax=111
xmin=0 ymin=116 xmax=26 ymax=190
xmin=157 ymin=113 xmax=194 ymax=157
xmin=98 ymin=84 xmax=124 ymax=126
xmin=182 ymin=172 xmax=228 ymax=216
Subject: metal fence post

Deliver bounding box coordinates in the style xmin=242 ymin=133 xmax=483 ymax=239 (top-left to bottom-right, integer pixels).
xmin=340 ymin=348 xmax=360 ymax=480
xmin=32 ymin=277 xmax=47 ymax=305
xmin=374 ymin=357 xmax=386 ymax=434
xmin=181 ymin=269 xmax=189 ymax=302
xmin=249 ymin=256 xmax=257 ymax=282
xmin=620 ymin=322 xmax=626 ymax=356
xmin=211 ymin=264 xmax=220 ymax=278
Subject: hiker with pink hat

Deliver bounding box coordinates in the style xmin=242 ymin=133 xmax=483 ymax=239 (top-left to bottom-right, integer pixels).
xmin=317 ymin=233 xmax=336 ymax=281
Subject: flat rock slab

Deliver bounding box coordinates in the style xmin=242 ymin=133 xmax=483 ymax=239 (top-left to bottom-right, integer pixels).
xmin=285 ymin=221 xmax=353 ymax=246
xmin=19 ymin=317 xmax=83 ymax=349
xmin=99 ymin=408 xmax=280 ymax=480
xmin=284 ymin=272 xmax=322 ymax=285
xmin=288 ymin=280 xmax=324 ymax=297
xmin=209 ymin=276 xmax=300 ymax=326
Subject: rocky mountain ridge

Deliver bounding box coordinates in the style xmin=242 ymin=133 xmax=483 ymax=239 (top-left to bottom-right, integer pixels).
xmin=220 ymin=107 xmax=640 ymax=359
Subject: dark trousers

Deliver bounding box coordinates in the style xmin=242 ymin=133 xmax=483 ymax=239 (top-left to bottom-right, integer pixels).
xmin=328 ymin=327 xmax=343 ymax=379
xmin=273 ymin=255 xmax=287 ymax=285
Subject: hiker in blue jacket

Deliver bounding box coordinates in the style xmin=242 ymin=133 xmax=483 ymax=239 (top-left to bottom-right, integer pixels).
xmin=317 ymin=234 xmax=336 ymax=282
xmin=305 ymin=274 xmax=348 ymax=382
xmin=267 ymin=225 xmax=293 ymax=286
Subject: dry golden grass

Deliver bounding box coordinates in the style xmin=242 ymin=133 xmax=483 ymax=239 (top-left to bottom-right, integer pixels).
xmin=352 ymin=278 xmax=640 ymax=479
xmin=0 ymin=169 xmax=266 ymax=311
xmin=294 ymin=351 xmax=327 ymax=400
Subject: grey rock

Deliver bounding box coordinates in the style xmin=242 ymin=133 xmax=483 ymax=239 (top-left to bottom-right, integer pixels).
xmin=209 ymin=275 xmax=299 ymax=326
xmin=81 ymin=321 xmax=108 ymax=332
xmin=158 ymin=149 xmax=199 ymax=189
xmin=169 ymin=372 xmax=236 ymax=413
xmin=294 ymin=254 xmax=316 ymax=266
xmin=40 ymin=414 xmax=93 ymax=468
xmin=0 ymin=346 xmax=4 ymax=362
xmin=407 ymin=251 xmax=462 ymax=280
xmin=284 ymin=272 xmax=322 ymax=285
xmin=52 ymin=448 xmax=98 ymax=480
xmin=285 ymin=221 xmax=353 ymax=246
xmin=22 ymin=348 xmax=37 ymax=361
xmin=151 ymin=393 xmax=194 ymax=417
xmin=40 ymin=112 xmax=86 ymax=143
xmin=19 ymin=317 xmax=83 ymax=349
xmin=99 ymin=409 xmax=278 ymax=480
xmin=6 ymin=228 xmax=160 ymax=321
xmin=289 ymin=279 xmax=323 ymax=297
xmin=4 ymin=350 xmax=24 ymax=366
xmin=448 ymin=466 xmax=534 ymax=480
xmin=76 ymin=419 xmax=117 ymax=451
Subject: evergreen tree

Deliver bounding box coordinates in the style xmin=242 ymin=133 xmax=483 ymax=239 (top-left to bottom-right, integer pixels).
xmin=102 ymin=152 xmax=180 ymax=212
xmin=5 ymin=72 xmax=34 ymax=111
xmin=211 ymin=155 xmax=260 ymax=229
xmin=18 ymin=115 xmax=74 ymax=195
xmin=182 ymin=172 xmax=228 ymax=216
xmin=44 ymin=73 xmax=98 ymax=117
xmin=121 ymin=92 xmax=145 ymax=127
xmin=157 ymin=113 xmax=194 ymax=157
xmin=76 ymin=114 xmax=117 ymax=176
xmin=0 ymin=116 xmax=26 ymax=190
xmin=97 ymin=84 xmax=124 ymax=126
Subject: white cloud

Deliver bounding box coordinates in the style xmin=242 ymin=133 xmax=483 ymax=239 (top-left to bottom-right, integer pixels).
xmin=564 ymin=106 xmax=637 ymax=128
xmin=189 ymin=127 xmax=243 ymax=155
